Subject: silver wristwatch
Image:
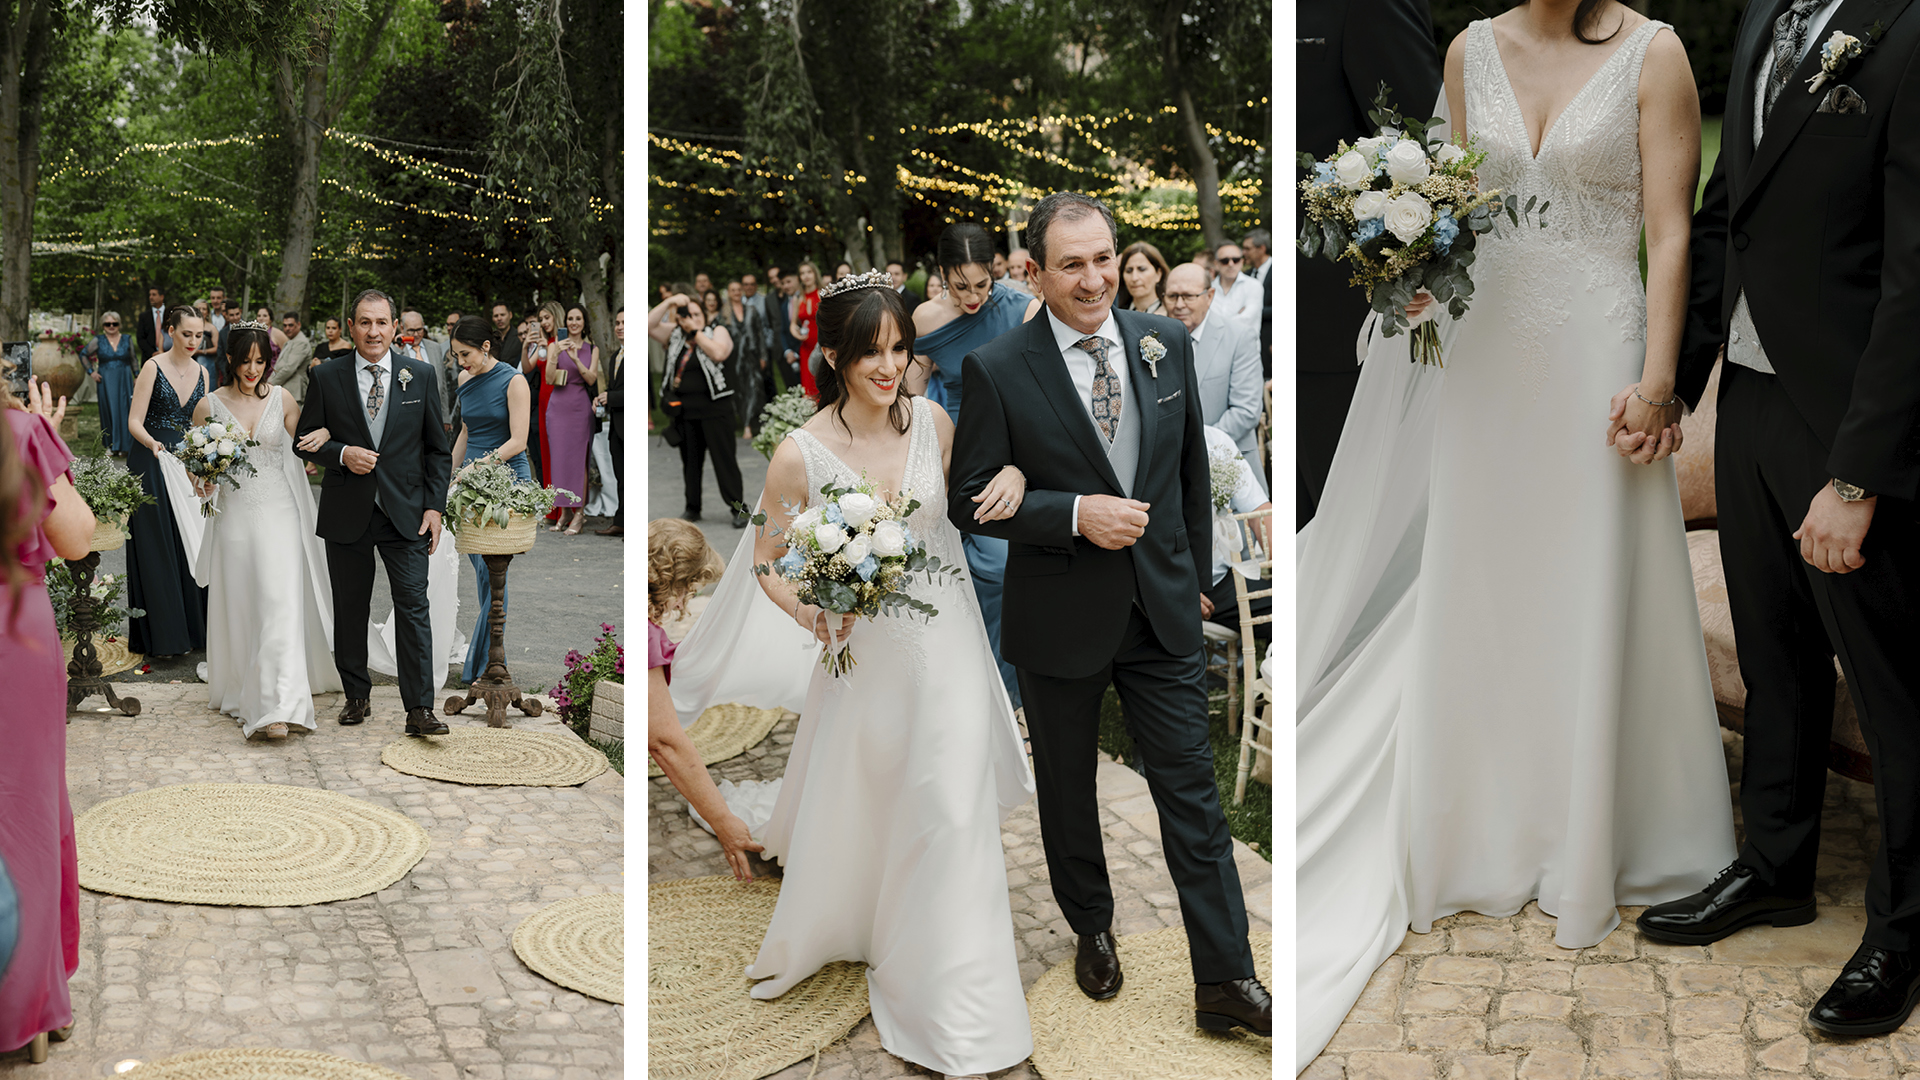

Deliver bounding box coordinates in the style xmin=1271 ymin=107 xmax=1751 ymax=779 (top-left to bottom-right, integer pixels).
xmin=1832 ymin=478 xmax=1872 ymax=503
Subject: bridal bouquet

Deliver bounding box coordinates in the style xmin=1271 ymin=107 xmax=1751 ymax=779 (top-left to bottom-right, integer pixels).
xmin=171 ymin=419 xmax=261 ymax=516
xmin=1298 ymin=84 xmax=1525 ymax=365
xmin=748 ymin=479 xmax=965 ymax=677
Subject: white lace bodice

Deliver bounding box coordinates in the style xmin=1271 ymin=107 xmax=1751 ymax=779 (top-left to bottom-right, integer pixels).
xmin=786 ymin=398 xmax=975 ymax=679
xmin=208 ymin=390 xmax=294 ymax=512
xmin=1464 ymin=18 xmax=1666 ymax=394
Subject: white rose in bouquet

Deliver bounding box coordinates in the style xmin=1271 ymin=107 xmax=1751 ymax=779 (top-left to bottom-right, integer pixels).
xmin=188 ymin=430 xmax=206 ymax=447
xmin=1354 ymin=134 xmax=1395 ymax=159
xmin=837 ymin=491 xmax=877 ymax=529
xmin=217 ymin=439 xmax=236 ymax=457
xmin=1385 ymin=191 xmax=1434 ymax=245
xmin=814 ymin=522 xmax=848 ymax=553
xmin=1352 ymin=190 xmax=1390 ymax=221
xmin=1384 ymin=140 xmax=1432 ymax=185
xmin=1436 ymin=143 xmax=1467 ymax=167
xmin=207 ymin=422 xmax=227 ymax=438
xmin=203 ymin=445 xmax=219 ymax=461
xmin=870 ymin=519 xmax=907 ymax=557
xmin=841 ymin=533 xmax=873 ymax=565
xmin=1334 ymin=150 xmax=1373 ymax=190
xmin=791 ymin=505 xmax=825 ymax=535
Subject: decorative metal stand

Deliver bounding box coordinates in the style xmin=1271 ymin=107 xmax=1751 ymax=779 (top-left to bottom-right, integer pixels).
xmin=65 ymin=551 xmax=141 ymax=718
xmin=444 ymin=553 xmax=543 ymax=728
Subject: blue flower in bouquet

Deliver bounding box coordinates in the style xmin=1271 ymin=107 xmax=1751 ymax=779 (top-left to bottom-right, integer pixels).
xmin=855 ymin=555 xmax=879 ymax=582
xmin=1312 ymin=161 xmax=1337 ymax=188
xmin=1433 ymin=213 xmax=1460 ymax=254
xmin=775 ymin=550 xmax=806 ymax=575
xmin=1356 ymin=218 xmax=1385 ymax=244
xmin=824 ymin=503 xmax=845 ymax=526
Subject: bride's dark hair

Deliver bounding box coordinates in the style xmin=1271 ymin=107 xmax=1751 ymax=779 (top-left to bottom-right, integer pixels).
xmin=814 ymin=285 xmax=915 ymax=437
xmin=1530 ymin=0 xmax=1629 ymax=45
xmin=223 ymin=327 xmax=275 ymax=397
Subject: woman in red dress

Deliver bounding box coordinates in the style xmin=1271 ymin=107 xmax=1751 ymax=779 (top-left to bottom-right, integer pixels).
xmin=787 ymin=262 xmax=822 ymax=398
xmin=0 ymin=377 xmax=97 ymax=1064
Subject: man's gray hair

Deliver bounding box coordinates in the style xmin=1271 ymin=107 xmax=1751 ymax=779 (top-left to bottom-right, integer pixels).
xmin=1026 ymin=192 xmax=1118 ymax=272
xmin=351 ymin=288 xmax=398 ymax=322
xmin=1242 ymin=227 xmax=1271 ymax=251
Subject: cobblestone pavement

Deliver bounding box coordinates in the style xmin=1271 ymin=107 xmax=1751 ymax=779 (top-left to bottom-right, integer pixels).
xmin=0 ymin=683 xmax=624 ymax=1079
xmin=1306 ymin=728 xmax=1904 ymax=1080
xmin=648 ymin=606 xmax=1273 ymax=1079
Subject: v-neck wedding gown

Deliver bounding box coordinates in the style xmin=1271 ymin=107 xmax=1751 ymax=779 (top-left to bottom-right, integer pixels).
xmin=745 ymin=396 xmax=1035 ymax=1077
xmin=1296 ymin=19 xmax=1735 ymax=1068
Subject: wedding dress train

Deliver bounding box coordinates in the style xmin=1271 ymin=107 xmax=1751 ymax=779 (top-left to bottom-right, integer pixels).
xmin=1296 ymin=22 xmax=1736 ymax=1069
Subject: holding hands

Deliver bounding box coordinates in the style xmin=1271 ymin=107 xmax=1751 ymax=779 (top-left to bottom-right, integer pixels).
xmin=1606 ymin=382 xmax=1686 ymax=464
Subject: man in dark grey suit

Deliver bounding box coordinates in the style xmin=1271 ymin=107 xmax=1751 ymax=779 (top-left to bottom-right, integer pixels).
xmin=1165 ymin=262 xmax=1265 ymax=494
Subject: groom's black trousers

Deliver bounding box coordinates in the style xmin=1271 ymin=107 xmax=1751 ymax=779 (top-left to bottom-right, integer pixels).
xmin=327 ymin=506 xmax=435 ymax=711
xmin=1017 ymin=606 xmax=1255 ymax=985
xmin=1717 ymin=363 xmax=1920 ymax=949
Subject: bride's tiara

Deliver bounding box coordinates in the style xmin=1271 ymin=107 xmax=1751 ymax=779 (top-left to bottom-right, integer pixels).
xmin=819 ymin=268 xmax=893 ymax=301
xmin=230 ymin=318 xmax=273 ymax=332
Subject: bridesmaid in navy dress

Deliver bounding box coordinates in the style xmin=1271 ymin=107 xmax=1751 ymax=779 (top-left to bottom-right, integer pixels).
xmin=448 ymin=315 xmax=532 ymax=685
xmin=124 ymin=307 xmax=210 ymax=656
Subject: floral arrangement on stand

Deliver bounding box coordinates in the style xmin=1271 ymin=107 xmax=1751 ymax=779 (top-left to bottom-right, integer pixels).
xmin=748 ymin=478 xmax=965 ymax=677
xmin=553 ymin=622 xmax=624 ymax=739
xmin=1297 ymin=84 xmax=1534 ymax=365
xmin=445 ymin=453 xmax=571 ymax=533
xmin=70 ymin=453 xmax=153 ymax=532
xmin=752 ymin=387 xmax=818 ymax=459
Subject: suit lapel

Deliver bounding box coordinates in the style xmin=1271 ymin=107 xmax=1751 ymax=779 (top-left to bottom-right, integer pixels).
xmin=1115 ymin=309 xmax=1158 ymax=489
xmin=1020 ymin=316 xmax=1124 ymax=496
xmin=1739 ymin=0 xmax=1917 ymax=213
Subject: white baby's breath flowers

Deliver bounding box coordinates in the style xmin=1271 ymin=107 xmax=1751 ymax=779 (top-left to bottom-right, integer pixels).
xmin=1352 ymin=190 xmax=1390 ymax=221
xmin=1385 ymin=192 xmax=1435 ymax=245
xmin=1384 ymin=140 xmax=1432 ymax=185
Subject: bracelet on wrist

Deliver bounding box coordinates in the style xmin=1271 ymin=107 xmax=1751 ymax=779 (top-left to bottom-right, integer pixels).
xmin=1633 ymin=388 xmax=1680 ymax=408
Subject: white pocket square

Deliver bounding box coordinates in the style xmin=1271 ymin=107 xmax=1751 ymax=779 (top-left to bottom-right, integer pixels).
xmin=1157 ymin=390 xmax=1182 ymax=404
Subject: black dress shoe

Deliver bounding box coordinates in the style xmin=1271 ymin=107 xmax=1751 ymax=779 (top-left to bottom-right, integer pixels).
xmin=1635 ymin=862 xmax=1815 ymax=945
xmin=405 ymin=707 xmax=450 ymax=737
xmin=682 ymin=509 xmax=700 ymax=522
xmin=1075 ymin=931 xmax=1122 ymax=1001
xmin=1197 ymin=976 xmax=1272 ymax=1036
xmin=730 ymin=510 xmax=751 ymax=529
xmin=1810 ymin=945 xmax=1920 ymax=1035
xmin=337 ymin=698 xmax=370 ymax=725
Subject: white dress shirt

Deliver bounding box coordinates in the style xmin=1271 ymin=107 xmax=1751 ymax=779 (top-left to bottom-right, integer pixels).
xmin=1212 ymin=273 xmax=1261 ymax=332
xmin=1729 ymin=0 xmax=1844 ymax=376
xmin=1250 ymin=259 xmax=1271 ymax=285
xmin=1043 ymin=306 xmax=1125 ymax=537
xmin=151 ymin=306 xmax=170 ymax=351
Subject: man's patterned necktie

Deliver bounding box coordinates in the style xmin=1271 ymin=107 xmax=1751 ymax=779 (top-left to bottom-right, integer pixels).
xmin=1079 ymin=335 xmax=1121 ymax=441
xmin=1767 ymin=0 xmax=1831 ymax=121
xmin=365 ymin=363 xmax=384 ymax=423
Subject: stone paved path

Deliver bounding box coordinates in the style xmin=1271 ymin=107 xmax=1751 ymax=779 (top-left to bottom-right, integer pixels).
xmin=0 ymin=684 xmax=624 ymax=1079
xmin=1306 ymin=728 xmax=1901 ymax=1080
xmin=648 ymin=604 xmax=1272 ymax=1079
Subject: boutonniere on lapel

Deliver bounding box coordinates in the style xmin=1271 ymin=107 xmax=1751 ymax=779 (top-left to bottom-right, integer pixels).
xmin=1808 ymin=24 xmax=1882 ymax=95
xmin=396 ymin=367 xmax=414 ymax=390
xmin=1140 ymin=332 xmax=1167 ymax=379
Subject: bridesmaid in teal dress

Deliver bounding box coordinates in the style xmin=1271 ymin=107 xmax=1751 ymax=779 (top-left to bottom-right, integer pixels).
xmin=448 ymin=315 xmax=532 ymax=685
xmin=911 ymin=223 xmax=1041 ymax=708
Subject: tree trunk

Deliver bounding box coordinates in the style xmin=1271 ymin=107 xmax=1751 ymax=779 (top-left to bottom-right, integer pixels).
xmin=269 ymin=20 xmax=333 ymax=321
xmin=0 ymin=0 xmax=54 ymax=342
xmin=1161 ymin=2 xmax=1224 ymax=255
xmin=576 ymin=246 xmax=612 ymax=381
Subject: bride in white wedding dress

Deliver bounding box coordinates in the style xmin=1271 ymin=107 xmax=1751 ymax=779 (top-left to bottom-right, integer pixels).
xmin=1297 ymin=4 xmax=1736 ymax=1068
xmin=687 ymin=275 xmax=1035 ymax=1080
xmin=187 ymin=326 xmax=341 ymax=738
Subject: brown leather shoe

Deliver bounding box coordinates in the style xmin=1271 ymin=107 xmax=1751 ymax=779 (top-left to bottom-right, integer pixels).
xmin=337 ymin=698 xmax=370 ymax=725
xmin=1075 ymin=931 xmax=1122 ymax=1000
xmin=1196 ymin=976 xmax=1272 ymax=1036
xmin=405 ymin=707 xmax=450 ymax=737
xmin=595 ymin=524 xmax=623 ymax=536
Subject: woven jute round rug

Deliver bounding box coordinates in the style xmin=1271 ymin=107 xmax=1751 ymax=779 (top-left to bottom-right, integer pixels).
xmin=77 ymin=783 xmax=431 ymax=907
xmin=63 ymin=634 xmax=141 ymax=676
xmin=648 ymin=875 xmax=869 ymax=1080
xmin=512 ymin=893 xmax=624 ymax=1003
xmin=645 ymin=703 xmax=789 ymax=778
xmin=123 ymin=1048 xmax=411 ymax=1079
xmin=1028 ymin=927 xmax=1274 ymax=1080
xmin=381 ymin=728 xmax=607 ymax=787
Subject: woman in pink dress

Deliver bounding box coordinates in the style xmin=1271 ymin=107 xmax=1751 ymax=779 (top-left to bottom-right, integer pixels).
xmin=544 ymin=306 xmax=599 ymax=535
xmin=0 ymin=376 xmax=97 ymax=1064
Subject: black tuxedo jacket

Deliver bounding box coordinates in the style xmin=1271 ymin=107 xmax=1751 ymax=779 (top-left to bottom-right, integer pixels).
xmin=1296 ymin=0 xmax=1443 ymax=371
xmin=606 ymin=346 xmax=625 ymax=414
xmin=947 ymin=307 xmax=1212 ymax=679
xmin=136 ymin=306 xmax=166 ymax=360
xmin=1681 ymin=0 xmax=1920 ymax=500
xmin=295 ymin=350 xmax=452 ymax=544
